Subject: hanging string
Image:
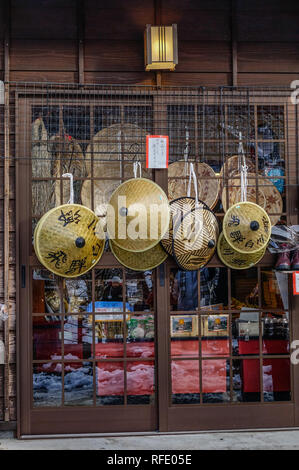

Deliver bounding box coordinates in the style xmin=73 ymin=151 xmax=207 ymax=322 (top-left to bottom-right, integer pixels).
xmin=238 ymin=132 xmax=248 ymax=202
xmin=187 ymin=162 xmax=199 ymax=208
xmin=133 ymin=161 xmax=142 ymax=179
xmin=62 ymin=172 xmax=74 ymax=204
xmin=183 ymin=125 xmax=189 ymax=192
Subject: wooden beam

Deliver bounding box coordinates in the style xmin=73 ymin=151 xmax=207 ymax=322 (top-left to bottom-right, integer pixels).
xmin=3 ymin=0 xmax=11 ymax=423
xmin=77 ymin=0 xmax=85 ymax=84
xmin=231 ymin=0 xmax=237 ymax=86
xmin=154 ymin=0 xmax=162 ymax=88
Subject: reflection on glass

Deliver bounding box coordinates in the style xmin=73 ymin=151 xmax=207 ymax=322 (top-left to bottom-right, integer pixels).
xmin=127 ymin=361 xmax=155 ymax=404
xmin=232 ymin=311 xmax=260 ymax=356
xmin=170 ymin=269 xmax=198 ymax=311
xmin=64 ymin=362 xmax=93 ymax=406
xmin=202 ymin=359 xmax=229 ymax=403
xmin=200 ymin=268 xmax=228 ymax=309
xmin=171 ymin=315 xmax=198 ymax=358
xmin=64 ymin=277 xmax=92 ymax=313
xmin=33 ymin=363 xmax=62 ymax=407
xmin=263 ymin=359 xmax=291 ymax=402
xmin=126 ymin=270 xmax=153 ymax=312
xmin=262 ymin=313 xmax=289 ymax=355
xmin=232 ymin=359 xmax=260 ymax=402
xmin=32 ymin=269 xmax=60 ymax=314
xmin=96 ymin=362 xmax=124 ymax=405
xmin=94 ymin=269 xmax=123 ymax=312
xmin=261 ymin=269 xmax=286 ymax=310
xmin=201 ymin=315 xmax=229 ymax=357
xmin=127 ymin=314 xmax=155 ymax=347
xmin=33 ymin=316 xmax=62 ymax=361
xmin=171 ymin=360 xmax=200 ymax=404
xmin=95 ymin=314 xmax=124 ymax=359
xmin=63 ymin=315 xmax=93 ymax=360
xmin=231 ymin=268 xmax=259 ymax=309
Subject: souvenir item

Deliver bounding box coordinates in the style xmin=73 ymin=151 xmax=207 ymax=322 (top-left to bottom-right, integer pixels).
xmin=221 ymin=172 xmax=282 ymax=226
xmin=81 ymin=179 xmax=120 ymax=230
xmin=110 ymin=239 xmax=167 ymax=271
xmin=219 ymin=154 xmax=256 ymax=194
xmin=85 ymin=123 xmax=151 ymax=178
xmin=223 ymin=201 xmax=271 ymax=254
xmin=168 ymin=161 xmax=219 ymax=209
xmin=106 ymin=176 xmax=170 ymax=252
xmin=217 ymin=232 xmax=266 ymax=270
xmin=34 ymin=204 xmax=105 ymax=278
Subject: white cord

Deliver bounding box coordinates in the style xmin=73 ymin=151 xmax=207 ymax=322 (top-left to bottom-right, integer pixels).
xmin=238 ymin=132 xmax=248 ymax=202
xmin=62 ymin=173 xmax=74 ymax=204
xmin=187 ymin=162 xmax=199 ymax=208
xmin=133 ymin=161 xmax=142 ymax=178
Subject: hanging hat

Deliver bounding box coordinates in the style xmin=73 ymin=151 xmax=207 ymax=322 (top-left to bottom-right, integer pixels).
xmin=217 ymin=232 xmax=266 ymax=270
xmin=110 ymin=239 xmax=167 ymax=271
xmin=106 ymin=172 xmax=170 ymax=252
xmin=221 ymin=172 xmax=282 ymax=226
xmin=222 ymin=201 xmax=271 ymax=254
xmin=219 ymin=154 xmax=256 ymax=195
xmin=34 ymin=203 xmax=105 ymax=278
xmin=168 ymin=161 xmax=219 ymax=209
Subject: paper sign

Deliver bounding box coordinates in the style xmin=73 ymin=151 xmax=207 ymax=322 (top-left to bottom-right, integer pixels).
xmin=146 ymin=135 xmax=169 ymax=169
xmin=293 ymin=272 xmax=299 ymax=295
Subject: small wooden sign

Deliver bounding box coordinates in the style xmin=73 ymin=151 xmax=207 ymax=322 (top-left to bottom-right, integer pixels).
xmin=293 ymin=271 xmax=299 ymax=295
xmin=146 ymin=135 xmax=169 ymax=169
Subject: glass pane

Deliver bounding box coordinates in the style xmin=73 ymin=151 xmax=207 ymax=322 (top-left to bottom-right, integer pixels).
xmin=171 ymin=360 xmax=200 ymax=404
xmin=32 ymin=269 xmax=60 ymax=314
xmin=261 ymin=269 xmax=287 ymax=310
xmin=127 ymin=314 xmax=155 ymax=358
xmin=33 ymin=316 xmax=62 ymax=361
xmin=64 ymin=276 xmax=92 ymax=313
xmin=232 ymin=310 xmax=260 ymax=356
xmin=262 ymin=313 xmax=289 ymax=355
xmin=94 ymin=269 xmax=124 ymax=311
xmin=200 ymin=268 xmax=228 ymax=309
xmin=231 ymin=268 xmax=259 ymax=309
xmin=33 ymin=363 xmax=62 ymax=407
xmin=202 ymin=359 xmax=230 ymax=403
xmin=170 ymin=315 xmax=199 ymax=358
xmin=201 ymin=315 xmax=229 ymax=357
xmin=170 ymin=269 xmax=198 ymax=311
xmin=127 ymin=360 xmax=155 ymax=405
xmin=96 ymin=362 xmax=124 ymax=405
xmin=263 ymin=359 xmax=291 ymax=402
xmin=63 ymin=315 xmax=93 ymax=360
xmin=257 ymin=105 xmax=285 ymax=140
xmin=95 ymin=315 xmax=124 ymax=359
xmin=126 ymin=270 xmax=154 ymax=312
xmin=232 ymin=359 xmax=260 ymax=402
xmin=64 ymin=362 xmax=93 ymax=406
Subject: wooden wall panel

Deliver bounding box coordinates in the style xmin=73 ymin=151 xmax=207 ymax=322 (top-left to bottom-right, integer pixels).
xmin=85 ymin=71 xmax=156 ymax=85
xmin=238 ymin=43 xmax=299 ymax=73
xmin=236 ymin=12 xmax=299 ymax=42
xmin=162 ymin=72 xmax=231 ymax=86
xmin=10 ymin=71 xmax=78 ymax=83
xmin=238 ymin=73 xmax=299 ymax=86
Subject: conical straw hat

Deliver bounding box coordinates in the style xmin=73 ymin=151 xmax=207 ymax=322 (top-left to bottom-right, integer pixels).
xmin=222 ymin=201 xmax=271 ymax=254
xmin=106 ymin=178 xmax=170 ymax=252
xmin=34 ymin=204 xmax=105 ymax=278
xmin=217 ymin=231 xmax=266 ymax=270
xmin=168 ymin=161 xmax=219 ymax=209
xmin=172 ymin=206 xmax=219 ymax=271
xmin=110 ymin=239 xmax=167 ymax=271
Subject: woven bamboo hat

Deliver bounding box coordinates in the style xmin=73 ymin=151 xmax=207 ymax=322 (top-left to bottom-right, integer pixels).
xmin=168 ymin=161 xmax=219 ymax=209
xmin=219 ymin=155 xmax=256 ymax=194
xmin=161 ymin=196 xmax=208 ymax=256
xmin=222 ymin=201 xmax=271 ymax=254
xmin=221 ymin=172 xmax=282 ymax=226
xmin=81 ymin=179 xmax=120 ymax=231
xmin=85 ymin=123 xmax=151 ymax=178
xmin=172 ymin=206 xmax=219 ymax=271
xmin=217 ymin=232 xmax=266 ymax=270
xmin=110 ymin=239 xmax=168 ymax=271
xmin=106 ymin=177 xmax=170 ymax=252
xmin=34 ymin=204 xmax=105 ymax=278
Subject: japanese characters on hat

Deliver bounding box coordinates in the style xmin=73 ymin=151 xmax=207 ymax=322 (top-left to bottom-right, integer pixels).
xmin=222 ymin=201 xmax=271 ymax=254
xmin=217 ymin=231 xmax=266 ymax=270
xmin=34 ymin=203 xmax=105 ymax=278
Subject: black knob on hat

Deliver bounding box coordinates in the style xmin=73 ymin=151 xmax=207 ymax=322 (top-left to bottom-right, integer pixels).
xmin=119 ymin=207 xmax=128 ymax=216
xmin=208 ymin=240 xmax=215 ymax=249
xmin=75 ymin=237 xmax=86 ymax=248
xmin=250 ymin=221 xmax=260 ymax=231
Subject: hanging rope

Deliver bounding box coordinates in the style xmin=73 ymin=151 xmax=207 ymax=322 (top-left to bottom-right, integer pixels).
xmin=187 ymin=162 xmax=199 ymax=208
xmin=238 ymin=132 xmax=248 ymax=202
xmin=133 ymin=161 xmax=142 ymax=178
xmin=62 ymin=172 xmax=74 ymax=204
xmin=183 ymin=125 xmax=189 ymax=192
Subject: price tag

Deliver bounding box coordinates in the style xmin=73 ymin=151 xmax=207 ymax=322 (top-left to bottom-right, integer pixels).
xmin=293 ymin=271 xmax=299 ymax=295
xmin=146 ymin=135 xmax=169 ymax=169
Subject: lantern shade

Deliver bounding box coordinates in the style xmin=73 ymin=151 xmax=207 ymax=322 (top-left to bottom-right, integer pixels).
xmin=144 ymin=24 xmax=178 ymax=71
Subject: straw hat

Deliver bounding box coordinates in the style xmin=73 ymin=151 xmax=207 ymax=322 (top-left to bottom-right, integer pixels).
xmin=34 ymin=204 xmax=105 ymax=278
xmin=106 ymin=178 xmax=170 ymax=252
xmin=85 ymin=123 xmax=151 ymax=178
xmin=172 ymin=206 xmax=219 ymax=271
xmin=222 ymin=201 xmax=271 ymax=254
xmin=217 ymin=232 xmax=266 ymax=270
xmin=81 ymin=179 xmax=120 ymax=231
xmin=221 ymin=172 xmax=282 ymax=226
xmin=219 ymin=155 xmax=256 ymax=194
xmin=110 ymin=239 xmax=167 ymax=271
xmin=168 ymin=161 xmax=219 ymax=209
